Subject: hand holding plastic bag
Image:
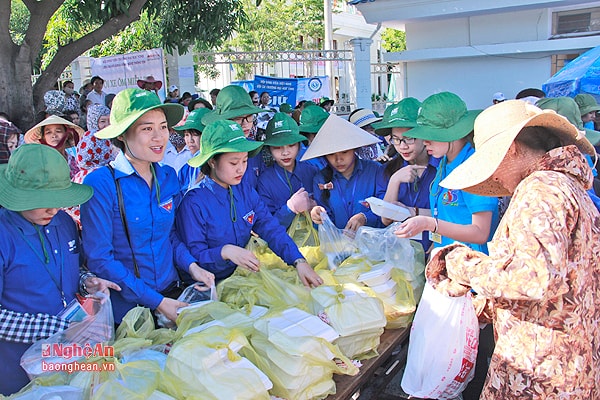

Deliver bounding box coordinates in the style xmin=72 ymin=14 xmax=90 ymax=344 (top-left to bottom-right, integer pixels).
xmin=317 ymin=212 xmax=356 ymax=270
xmin=20 ymin=292 xmax=115 ymax=379
xmin=401 ymin=283 xmax=479 ymax=399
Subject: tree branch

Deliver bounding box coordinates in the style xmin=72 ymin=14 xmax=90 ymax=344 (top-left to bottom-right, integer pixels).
xmin=33 ymin=0 xmax=149 ymax=102
xmin=22 ymin=0 xmax=63 ymax=65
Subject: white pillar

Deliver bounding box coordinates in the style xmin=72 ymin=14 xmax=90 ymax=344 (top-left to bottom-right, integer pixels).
xmin=350 ymin=38 xmax=373 ymax=110
xmin=166 ymin=48 xmax=196 ymax=95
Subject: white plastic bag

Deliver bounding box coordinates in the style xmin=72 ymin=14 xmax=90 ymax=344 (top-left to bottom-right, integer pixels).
xmin=401 ymin=283 xmax=479 ymax=399
xmin=20 ymin=292 xmax=114 ymax=379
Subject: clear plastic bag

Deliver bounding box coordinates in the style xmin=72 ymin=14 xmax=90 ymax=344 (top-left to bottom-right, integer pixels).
xmin=20 ymin=292 xmax=114 ymax=379
xmin=401 ymin=283 xmax=479 ymax=399
xmin=317 ymin=212 xmax=357 ymax=270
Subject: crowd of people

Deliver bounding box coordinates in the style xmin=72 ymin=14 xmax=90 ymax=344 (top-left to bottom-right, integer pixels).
xmin=0 ymin=76 xmax=599 ymax=399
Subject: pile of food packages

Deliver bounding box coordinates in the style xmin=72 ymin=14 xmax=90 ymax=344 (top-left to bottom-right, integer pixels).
xmin=11 ymin=216 xmax=424 ymax=400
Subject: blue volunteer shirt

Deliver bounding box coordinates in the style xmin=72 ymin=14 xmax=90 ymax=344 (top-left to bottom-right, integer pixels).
xmin=176 ymin=177 xmax=304 ymax=280
xmin=432 ymin=142 xmax=499 ymax=254
xmin=0 ymin=210 xmax=80 ymax=395
xmin=242 ymin=151 xmax=265 ymax=190
xmin=257 ymin=161 xmax=318 ymax=228
xmin=377 ymin=156 xmax=440 ymax=252
xmin=313 ymin=157 xmax=387 ymax=229
xmin=298 ymin=143 xmax=327 ymax=170
xmin=178 ymin=150 xmax=201 ymax=196
xmin=81 ymin=152 xmax=196 ymax=322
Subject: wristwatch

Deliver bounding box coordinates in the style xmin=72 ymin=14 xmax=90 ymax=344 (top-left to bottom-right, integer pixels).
xmin=293 ymin=258 xmax=307 ymax=267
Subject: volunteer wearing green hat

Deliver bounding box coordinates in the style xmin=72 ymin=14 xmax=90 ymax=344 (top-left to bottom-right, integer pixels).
xmin=174 ymin=108 xmax=210 ymax=195
xmin=372 ymin=98 xmax=439 ymax=253
xmin=0 ymin=144 xmax=120 ymax=395
xmin=176 ymin=120 xmax=323 ymax=287
xmin=279 ymin=102 xmax=293 ymax=115
xmin=574 ymin=93 xmax=600 ymax=130
xmin=395 ymin=91 xmax=499 ymax=255
xmin=81 ymin=88 xmax=214 ymax=324
xmin=257 ymin=113 xmax=318 ymax=229
xmin=201 ymin=84 xmax=266 ymax=188
xmin=394 ymin=93 xmax=499 ymax=400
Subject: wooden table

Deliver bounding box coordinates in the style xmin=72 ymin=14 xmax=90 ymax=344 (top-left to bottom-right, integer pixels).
xmin=328 ymin=326 xmax=411 ymax=399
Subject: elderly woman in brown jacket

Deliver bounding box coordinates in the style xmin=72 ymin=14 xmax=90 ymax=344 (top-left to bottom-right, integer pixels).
xmin=427 ymin=100 xmax=600 ymax=399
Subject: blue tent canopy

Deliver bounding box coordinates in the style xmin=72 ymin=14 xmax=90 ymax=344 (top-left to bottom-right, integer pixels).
xmin=543 ymin=45 xmax=600 ymax=101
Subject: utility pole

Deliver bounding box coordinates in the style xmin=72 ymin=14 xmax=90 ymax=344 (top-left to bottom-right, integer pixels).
xmin=323 ymin=0 xmax=336 ymax=102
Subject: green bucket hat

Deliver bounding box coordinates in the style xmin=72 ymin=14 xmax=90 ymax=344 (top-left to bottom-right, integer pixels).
xmin=279 ymin=103 xmax=293 ymax=113
xmin=201 ymin=85 xmax=263 ymax=125
xmin=404 ymin=92 xmax=481 ymax=142
xmin=263 ymin=112 xmax=306 ymax=147
xmin=173 ymin=108 xmax=211 ymax=133
xmin=320 ymin=97 xmax=334 ymax=107
xmin=0 ymin=144 xmax=93 ymax=211
xmin=574 ymin=93 xmax=600 ymax=116
xmin=187 ymin=120 xmax=264 ymax=168
xmin=372 ymin=98 xmax=422 ymax=135
xmin=536 ymin=96 xmax=600 ymax=146
xmin=95 ymin=88 xmax=184 ymax=139
xmin=299 ymin=105 xmax=329 ymax=134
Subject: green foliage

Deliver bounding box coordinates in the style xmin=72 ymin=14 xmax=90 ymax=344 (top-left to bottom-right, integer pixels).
xmin=221 ymin=0 xmax=324 ymax=79
xmin=159 ymin=0 xmax=247 ymax=54
xmin=88 ymin=12 xmax=162 ymax=58
xmin=380 ymin=28 xmax=406 ymax=53
xmin=9 ymin=0 xmax=28 ymax=45
xmin=12 ymin=0 xmax=246 ymax=69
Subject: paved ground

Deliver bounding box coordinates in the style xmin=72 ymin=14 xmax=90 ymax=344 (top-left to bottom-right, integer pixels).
xmin=351 ymin=343 xmax=410 ymax=400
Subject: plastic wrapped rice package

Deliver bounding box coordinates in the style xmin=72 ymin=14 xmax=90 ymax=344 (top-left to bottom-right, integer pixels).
xmin=166 ymin=327 xmax=271 ymax=400
xmin=333 ymin=327 xmax=385 ymax=359
xmin=310 ymin=285 xmax=386 ymax=337
xmin=254 ymin=308 xmax=339 ymax=357
xmin=246 ymin=333 xmax=337 ymax=400
xmin=358 ymin=262 xmax=393 ymax=286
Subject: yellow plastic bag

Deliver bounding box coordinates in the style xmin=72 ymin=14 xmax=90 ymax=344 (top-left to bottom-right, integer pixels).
xmin=115 ymin=307 xmax=155 ymax=340
xmin=244 ymin=332 xmax=337 ymax=400
xmin=176 ymin=301 xmax=255 ymax=338
xmin=380 ymin=268 xmax=417 ymax=329
xmin=166 ymin=327 xmax=271 ymax=400
xmin=91 ymin=360 xmax=161 ymax=400
xmin=287 ymin=212 xmax=319 ymax=247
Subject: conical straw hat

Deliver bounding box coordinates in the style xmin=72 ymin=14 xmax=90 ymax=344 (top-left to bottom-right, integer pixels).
xmin=300 ymin=114 xmax=381 ymax=161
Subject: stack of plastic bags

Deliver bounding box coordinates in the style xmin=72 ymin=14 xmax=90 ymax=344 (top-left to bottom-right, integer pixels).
xmin=309 ymin=284 xmax=386 ymax=359
xmin=244 ymin=307 xmax=358 ymax=400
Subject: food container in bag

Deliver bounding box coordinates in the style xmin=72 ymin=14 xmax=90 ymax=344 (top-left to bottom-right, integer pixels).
xmin=358 ymin=263 xmax=393 ymax=287
xmin=370 ymin=279 xmax=397 ymax=299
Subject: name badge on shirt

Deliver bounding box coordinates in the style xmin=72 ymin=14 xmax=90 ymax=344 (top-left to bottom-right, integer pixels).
xmin=159 ymin=198 xmax=174 ymax=212
xmin=429 ymin=231 xmax=442 ymax=244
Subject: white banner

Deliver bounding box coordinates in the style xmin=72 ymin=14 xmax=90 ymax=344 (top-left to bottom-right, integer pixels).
xmin=90 ymin=48 xmax=166 ymax=100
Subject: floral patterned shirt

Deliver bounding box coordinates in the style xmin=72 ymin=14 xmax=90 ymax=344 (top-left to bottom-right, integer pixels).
xmin=427 ymin=145 xmax=600 ymax=399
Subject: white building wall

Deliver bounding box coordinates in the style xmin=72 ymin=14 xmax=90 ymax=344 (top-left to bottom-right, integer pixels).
xmin=401 ymin=8 xmax=555 ymax=108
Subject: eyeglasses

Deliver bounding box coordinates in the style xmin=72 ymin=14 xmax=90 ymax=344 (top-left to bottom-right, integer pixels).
xmin=389 ymin=136 xmax=416 ymax=146
xmin=232 ymin=115 xmax=254 ymax=124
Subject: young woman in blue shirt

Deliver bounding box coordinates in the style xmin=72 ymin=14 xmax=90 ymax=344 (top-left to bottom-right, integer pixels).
xmin=173 ymin=108 xmax=210 ymax=195
xmin=257 ymin=112 xmax=318 ymax=228
xmin=80 ymin=88 xmax=214 ymax=324
xmin=305 ymin=114 xmax=387 ymax=231
xmin=176 ymin=120 xmax=323 ymax=287
xmin=0 ymin=144 xmax=118 ymax=395
xmin=201 ymin=85 xmax=265 ymax=189
xmin=372 ymin=98 xmax=439 ymax=253
xmin=395 ymin=92 xmax=499 ymax=255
